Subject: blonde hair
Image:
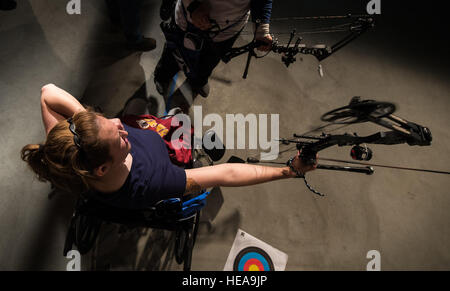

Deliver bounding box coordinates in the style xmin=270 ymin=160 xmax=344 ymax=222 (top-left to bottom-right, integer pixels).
xmin=21 ymin=110 xmax=112 ymax=194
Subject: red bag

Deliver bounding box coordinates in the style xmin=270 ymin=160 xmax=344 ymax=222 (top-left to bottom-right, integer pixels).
xmin=121 ymin=114 xmax=193 ymax=167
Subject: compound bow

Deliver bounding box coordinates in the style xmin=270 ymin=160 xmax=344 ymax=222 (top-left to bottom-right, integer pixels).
xmin=222 ymin=15 xmax=375 ymax=78
xmin=239 ymin=97 xmax=449 ymax=196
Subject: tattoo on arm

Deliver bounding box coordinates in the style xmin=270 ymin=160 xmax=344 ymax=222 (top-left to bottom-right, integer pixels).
xmin=184 ymin=178 xmax=202 ymax=195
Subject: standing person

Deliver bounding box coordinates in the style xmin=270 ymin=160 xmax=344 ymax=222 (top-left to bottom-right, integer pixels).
xmin=154 ymin=0 xmax=273 ymax=98
xmin=105 ymin=0 xmax=157 ymax=51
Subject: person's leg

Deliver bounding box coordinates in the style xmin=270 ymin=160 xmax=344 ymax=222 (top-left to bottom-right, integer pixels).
xmin=117 ymin=0 xmax=143 ymax=43
xmin=187 ymin=34 xmax=240 ymax=96
xmin=117 ymin=0 xmax=156 ymax=51
xmin=187 ymin=47 xmax=219 ymax=89
xmin=154 ymin=43 xmax=181 ymax=95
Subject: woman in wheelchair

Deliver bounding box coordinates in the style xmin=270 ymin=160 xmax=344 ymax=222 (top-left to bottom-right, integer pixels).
xmin=21 ymin=84 xmax=316 ymax=209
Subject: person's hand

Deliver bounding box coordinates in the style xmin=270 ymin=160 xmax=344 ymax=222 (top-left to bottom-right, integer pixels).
xmin=289 ymin=151 xmax=318 ymax=177
xmin=256 ymin=34 xmax=273 ymax=52
xmin=191 ymin=2 xmax=212 ymax=30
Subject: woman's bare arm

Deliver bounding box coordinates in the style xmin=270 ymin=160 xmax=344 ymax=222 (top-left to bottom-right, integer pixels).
xmin=40 ymin=84 xmax=85 ymax=135
xmin=184 ymin=156 xmax=315 ymax=195
xmin=185 ymin=163 xmax=292 ymax=192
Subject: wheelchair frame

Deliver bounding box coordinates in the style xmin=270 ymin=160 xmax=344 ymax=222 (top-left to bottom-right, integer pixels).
xmin=63 ymin=192 xmax=203 ymax=271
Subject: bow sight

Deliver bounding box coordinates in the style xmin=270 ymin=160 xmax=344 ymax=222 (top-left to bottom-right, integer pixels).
xmin=222 ymin=15 xmax=375 ymax=78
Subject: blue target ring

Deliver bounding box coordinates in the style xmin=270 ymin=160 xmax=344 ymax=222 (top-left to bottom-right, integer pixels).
xmin=233 ymin=247 xmax=275 ymax=271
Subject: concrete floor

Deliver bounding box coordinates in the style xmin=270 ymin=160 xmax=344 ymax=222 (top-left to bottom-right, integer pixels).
xmin=1 ymin=0 xmax=449 ymax=270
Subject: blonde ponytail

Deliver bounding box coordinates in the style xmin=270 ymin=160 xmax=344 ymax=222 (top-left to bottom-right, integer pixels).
xmin=21 ymin=110 xmax=112 ymax=194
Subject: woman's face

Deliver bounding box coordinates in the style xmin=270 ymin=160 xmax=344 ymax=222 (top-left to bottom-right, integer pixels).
xmin=96 ymin=116 xmax=131 ymax=165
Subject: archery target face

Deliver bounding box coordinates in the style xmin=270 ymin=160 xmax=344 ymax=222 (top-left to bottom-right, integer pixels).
xmin=224 ymin=229 xmax=288 ymax=271
xmin=233 ymin=247 xmax=275 ymax=271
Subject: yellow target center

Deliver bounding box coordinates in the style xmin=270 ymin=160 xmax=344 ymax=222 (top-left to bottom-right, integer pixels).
xmin=248 ymin=265 xmax=260 ymax=271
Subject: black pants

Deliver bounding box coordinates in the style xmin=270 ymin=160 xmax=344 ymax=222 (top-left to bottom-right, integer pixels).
xmin=154 ymin=28 xmax=240 ymax=88
xmin=0 ymin=0 xmax=17 ymax=10
xmin=105 ymin=0 xmax=143 ymax=43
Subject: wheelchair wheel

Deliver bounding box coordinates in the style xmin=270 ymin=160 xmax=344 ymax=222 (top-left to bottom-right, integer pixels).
xmin=174 ymin=227 xmax=187 ymax=265
xmin=173 ymin=211 xmax=200 ymax=270
xmin=75 ymin=214 xmax=103 ymax=255
xmin=182 ymin=212 xmax=200 ymax=271
xmin=183 ymin=230 xmax=194 ymax=271
xmin=63 ymin=215 xmax=76 ymax=257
